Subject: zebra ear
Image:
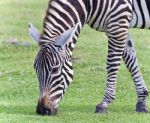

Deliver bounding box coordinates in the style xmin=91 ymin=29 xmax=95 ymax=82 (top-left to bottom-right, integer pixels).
xmin=55 ymin=24 xmax=78 ymax=47
xmin=28 ymin=23 xmax=40 ymax=43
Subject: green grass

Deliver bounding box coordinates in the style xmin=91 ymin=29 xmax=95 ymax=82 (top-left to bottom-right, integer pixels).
xmin=1 ymin=0 xmax=150 ymax=122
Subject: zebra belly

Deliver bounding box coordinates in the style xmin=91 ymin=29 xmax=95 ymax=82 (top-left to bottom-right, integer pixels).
xmin=130 ymin=0 xmax=150 ymax=28
xmin=86 ymin=0 xmax=112 ymax=32
xmin=88 ymin=23 xmax=107 ymax=32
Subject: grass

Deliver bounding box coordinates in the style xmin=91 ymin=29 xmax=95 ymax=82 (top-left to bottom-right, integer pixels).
xmin=0 ymin=0 xmax=150 ymax=122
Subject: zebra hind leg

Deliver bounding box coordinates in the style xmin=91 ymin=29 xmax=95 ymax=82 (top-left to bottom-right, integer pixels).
xmin=123 ymin=34 xmax=149 ymax=113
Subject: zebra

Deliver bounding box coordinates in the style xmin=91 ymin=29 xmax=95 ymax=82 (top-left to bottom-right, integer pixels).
xmin=29 ymin=0 xmax=149 ymax=115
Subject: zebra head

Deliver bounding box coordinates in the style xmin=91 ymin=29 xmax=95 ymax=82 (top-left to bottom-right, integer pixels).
xmin=29 ymin=23 xmax=78 ymax=115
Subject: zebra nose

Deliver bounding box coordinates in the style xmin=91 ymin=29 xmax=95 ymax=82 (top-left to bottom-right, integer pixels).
xmin=36 ymin=104 xmax=58 ymax=116
xmin=36 ymin=104 xmax=52 ymax=116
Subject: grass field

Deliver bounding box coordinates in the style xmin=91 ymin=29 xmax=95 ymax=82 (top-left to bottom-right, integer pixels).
xmin=1 ymin=0 xmax=150 ymax=123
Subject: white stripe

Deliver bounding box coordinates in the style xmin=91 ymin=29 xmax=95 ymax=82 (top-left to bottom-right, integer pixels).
xmin=88 ymin=0 xmax=100 ymax=25
xmin=61 ymin=0 xmax=82 ymax=28
xmin=52 ymin=2 xmax=75 ymax=25
xmin=62 ymin=69 xmax=72 ymax=82
xmin=50 ymin=89 xmax=63 ymax=97
xmin=141 ymin=0 xmax=150 ymax=27
xmin=49 ymin=9 xmax=70 ymax=29
xmin=87 ymin=0 xmax=93 ymax=21
xmin=50 ymin=1 xmax=71 ymax=28
xmin=78 ymin=0 xmax=87 ymax=21
xmin=45 ymin=17 xmax=62 ymax=34
xmin=131 ymin=1 xmax=143 ymax=27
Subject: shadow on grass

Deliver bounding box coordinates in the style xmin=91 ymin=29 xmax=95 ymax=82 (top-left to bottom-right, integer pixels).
xmin=0 ymin=104 xmax=37 ymax=116
xmin=60 ymin=104 xmax=96 ymax=114
xmin=0 ymin=103 xmax=148 ymax=117
xmin=62 ymin=103 xmax=150 ymax=114
xmin=0 ymin=103 xmax=96 ymax=116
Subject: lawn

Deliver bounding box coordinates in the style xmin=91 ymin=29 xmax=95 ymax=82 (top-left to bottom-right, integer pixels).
xmin=1 ymin=0 xmax=150 ymax=123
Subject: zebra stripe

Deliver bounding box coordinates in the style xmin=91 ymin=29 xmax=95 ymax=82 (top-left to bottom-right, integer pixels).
xmin=130 ymin=0 xmax=150 ymax=28
xmin=33 ymin=0 xmax=149 ymax=115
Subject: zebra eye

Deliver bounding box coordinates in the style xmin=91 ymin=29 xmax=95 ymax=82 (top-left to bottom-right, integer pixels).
xmin=52 ymin=67 xmax=59 ymax=74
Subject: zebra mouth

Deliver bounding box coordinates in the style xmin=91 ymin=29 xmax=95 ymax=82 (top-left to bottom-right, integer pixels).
xmin=36 ymin=96 xmax=58 ymax=116
xmin=36 ymin=104 xmax=58 ymax=116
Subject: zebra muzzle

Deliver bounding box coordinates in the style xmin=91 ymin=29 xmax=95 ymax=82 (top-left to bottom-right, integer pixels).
xmin=36 ymin=104 xmax=58 ymax=116
xmin=36 ymin=96 xmax=58 ymax=116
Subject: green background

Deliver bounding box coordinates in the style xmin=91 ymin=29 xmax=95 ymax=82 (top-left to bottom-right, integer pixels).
xmin=0 ymin=0 xmax=150 ymax=122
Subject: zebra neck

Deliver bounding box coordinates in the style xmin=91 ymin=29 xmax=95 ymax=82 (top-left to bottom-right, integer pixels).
xmin=40 ymin=0 xmax=93 ymax=55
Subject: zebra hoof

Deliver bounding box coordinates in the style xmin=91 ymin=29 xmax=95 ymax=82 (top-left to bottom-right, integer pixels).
xmin=95 ymin=104 xmax=108 ymax=114
xmin=135 ymin=101 xmax=149 ymax=113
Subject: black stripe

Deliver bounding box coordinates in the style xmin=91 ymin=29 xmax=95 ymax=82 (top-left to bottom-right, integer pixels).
xmin=145 ymin=0 xmax=150 ymax=15
xmin=91 ymin=0 xmax=104 ymax=28
xmin=49 ymin=10 xmax=68 ymax=31
xmin=68 ymin=0 xmax=86 ymax=25
xmin=132 ymin=2 xmax=138 ymax=27
xmin=145 ymin=0 xmax=150 ymax=26
xmin=57 ymin=0 xmax=78 ymax=24
xmin=136 ymin=0 xmax=146 ymax=28
xmin=83 ymin=0 xmax=91 ymax=20
xmin=88 ymin=0 xmax=98 ymax=22
xmin=98 ymin=0 xmax=110 ymax=29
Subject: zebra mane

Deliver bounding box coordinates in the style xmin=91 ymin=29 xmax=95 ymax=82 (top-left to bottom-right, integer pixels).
xmin=28 ymin=0 xmax=54 ymax=43
xmin=48 ymin=0 xmax=52 ymax=7
xmin=49 ymin=0 xmax=52 ymax=4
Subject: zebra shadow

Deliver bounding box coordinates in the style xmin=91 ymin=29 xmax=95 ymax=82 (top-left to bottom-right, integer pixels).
xmin=0 ymin=104 xmax=37 ymax=116
xmin=60 ymin=104 xmax=96 ymax=114
xmin=60 ymin=103 xmax=150 ymax=114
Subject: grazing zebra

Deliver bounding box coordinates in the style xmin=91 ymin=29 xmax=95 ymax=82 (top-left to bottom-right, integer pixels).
xmin=29 ymin=0 xmax=149 ymax=115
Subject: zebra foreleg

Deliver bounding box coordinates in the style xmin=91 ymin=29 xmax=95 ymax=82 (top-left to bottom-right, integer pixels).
xmin=95 ymin=31 xmax=129 ymax=113
xmin=122 ymin=34 xmax=149 ymax=113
